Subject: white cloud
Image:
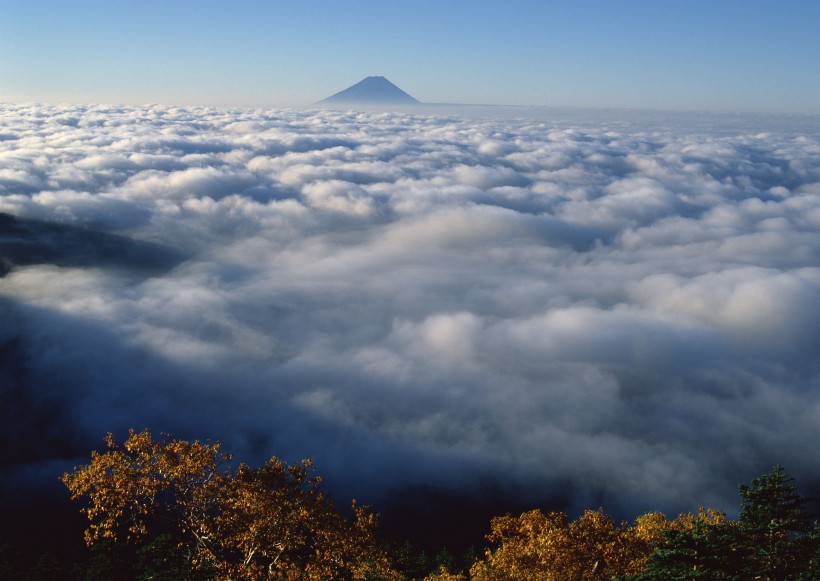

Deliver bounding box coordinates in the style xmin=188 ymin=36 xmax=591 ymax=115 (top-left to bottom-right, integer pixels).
xmin=2 ymin=103 xmax=820 ymax=516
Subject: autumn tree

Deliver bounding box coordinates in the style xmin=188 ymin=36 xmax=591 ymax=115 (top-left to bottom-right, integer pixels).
xmin=468 ymin=508 xmax=675 ymax=581
xmin=61 ymin=429 xmax=401 ymax=580
xmin=627 ymin=509 xmax=743 ymax=580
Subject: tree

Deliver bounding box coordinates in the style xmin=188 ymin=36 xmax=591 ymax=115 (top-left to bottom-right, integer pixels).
xmin=738 ymin=466 xmax=813 ymax=580
xmin=628 ymin=468 xmax=820 ymax=581
xmin=0 ymin=544 xmax=22 ymax=581
xmin=80 ymin=538 xmax=135 ymax=581
xmin=433 ymin=549 xmax=456 ymax=574
xmin=27 ymin=553 xmax=65 ymax=581
xmin=461 ymin=546 xmax=478 ymax=573
xmin=627 ymin=510 xmax=743 ymax=580
xmin=62 ymin=429 xmax=401 ymax=580
xmin=469 ymin=508 xmax=674 ymax=581
xmin=793 ymin=521 xmax=820 ymax=580
xmin=134 ymin=534 xmax=197 ymax=581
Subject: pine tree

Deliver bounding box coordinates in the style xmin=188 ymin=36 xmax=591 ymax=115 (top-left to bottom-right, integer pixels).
xmin=628 ymin=518 xmax=743 ymax=580
xmin=738 ymin=466 xmax=811 ymax=580
xmin=28 ymin=553 xmax=64 ymax=581
xmin=0 ymin=544 xmax=21 ymax=581
xmin=434 ymin=548 xmax=456 ymax=573
xmin=461 ymin=546 xmax=477 ymax=572
xmin=794 ymin=521 xmax=820 ymax=580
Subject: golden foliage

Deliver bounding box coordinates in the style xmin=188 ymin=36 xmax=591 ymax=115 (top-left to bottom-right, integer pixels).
xmin=62 ymin=429 xmax=740 ymax=580
xmin=468 ymin=508 xmax=686 ymax=581
xmin=673 ymin=506 xmax=729 ymax=530
xmin=61 ymin=429 xmax=400 ymax=580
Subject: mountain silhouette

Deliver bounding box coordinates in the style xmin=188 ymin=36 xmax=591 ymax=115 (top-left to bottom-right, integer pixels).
xmin=319 ymin=76 xmax=420 ymax=105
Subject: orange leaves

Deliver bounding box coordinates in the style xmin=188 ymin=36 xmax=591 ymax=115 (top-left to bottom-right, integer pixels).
xmin=467 ymin=506 xmax=736 ymax=580
xmin=61 ymin=429 xmax=399 ymax=580
xmin=63 ymin=429 xmax=761 ymax=580
xmin=469 ymin=508 xmax=692 ymax=581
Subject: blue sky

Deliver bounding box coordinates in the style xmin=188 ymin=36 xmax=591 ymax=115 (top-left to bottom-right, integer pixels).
xmin=2 ymin=0 xmax=820 ymax=113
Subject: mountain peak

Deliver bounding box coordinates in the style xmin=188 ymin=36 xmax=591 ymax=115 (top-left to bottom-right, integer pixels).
xmin=319 ymin=76 xmax=420 ymax=105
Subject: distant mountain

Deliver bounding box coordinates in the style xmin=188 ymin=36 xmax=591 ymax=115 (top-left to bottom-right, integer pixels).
xmin=319 ymin=76 xmax=420 ymax=105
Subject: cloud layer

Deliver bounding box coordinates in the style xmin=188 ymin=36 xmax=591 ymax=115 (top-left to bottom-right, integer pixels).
xmin=2 ymin=103 xmax=820 ymax=517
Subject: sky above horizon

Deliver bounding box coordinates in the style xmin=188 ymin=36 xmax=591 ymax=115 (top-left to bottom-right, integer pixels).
xmin=2 ymin=0 xmax=820 ymax=114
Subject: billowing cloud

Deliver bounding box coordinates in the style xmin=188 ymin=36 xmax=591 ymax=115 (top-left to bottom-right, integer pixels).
xmin=2 ymin=102 xmax=820 ymax=523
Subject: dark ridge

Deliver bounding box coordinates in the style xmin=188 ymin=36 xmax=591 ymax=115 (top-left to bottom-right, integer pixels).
xmin=0 ymin=213 xmax=185 ymax=277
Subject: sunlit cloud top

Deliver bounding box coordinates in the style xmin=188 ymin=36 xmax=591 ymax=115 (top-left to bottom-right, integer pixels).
xmin=2 ymin=103 xmax=820 ymax=516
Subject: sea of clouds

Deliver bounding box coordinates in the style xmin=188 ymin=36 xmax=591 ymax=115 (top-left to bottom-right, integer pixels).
xmin=1 ymin=102 xmax=819 ymax=518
